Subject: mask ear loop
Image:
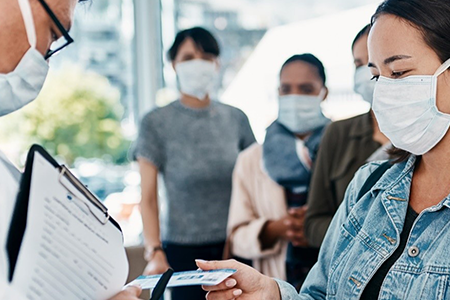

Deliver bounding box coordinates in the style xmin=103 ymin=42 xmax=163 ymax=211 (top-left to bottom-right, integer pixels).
xmin=434 ymin=58 xmax=450 ymax=77
xmin=17 ymin=0 xmax=37 ymax=48
xmin=432 ymin=58 xmax=450 ymax=114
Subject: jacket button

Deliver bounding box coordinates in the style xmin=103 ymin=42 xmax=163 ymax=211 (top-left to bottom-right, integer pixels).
xmin=408 ymin=246 xmax=420 ymax=257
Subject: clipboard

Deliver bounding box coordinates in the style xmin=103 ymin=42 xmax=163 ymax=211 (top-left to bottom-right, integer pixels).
xmin=5 ymin=144 xmax=174 ymax=300
xmin=6 ymin=144 xmax=121 ymax=281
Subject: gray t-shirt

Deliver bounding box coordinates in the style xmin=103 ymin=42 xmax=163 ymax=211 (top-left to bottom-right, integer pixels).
xmin=134 ymin=100 xmax=256 ymax=245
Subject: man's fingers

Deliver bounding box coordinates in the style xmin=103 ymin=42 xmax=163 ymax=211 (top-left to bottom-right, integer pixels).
xmin=206 ymin=289 xmax=243 ymax=300
xmin=202 ymin=278 xmax=237 ymax=292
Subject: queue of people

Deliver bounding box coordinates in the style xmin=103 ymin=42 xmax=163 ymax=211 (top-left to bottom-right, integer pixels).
xmin=2 ymin=0 xmax=450 ymax=299
xmin=197 ymin=0 xmax=450 ymax=299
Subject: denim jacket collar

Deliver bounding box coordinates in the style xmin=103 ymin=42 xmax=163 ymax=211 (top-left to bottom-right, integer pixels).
xmin=370 ymin=155 xmax=450 ymax=221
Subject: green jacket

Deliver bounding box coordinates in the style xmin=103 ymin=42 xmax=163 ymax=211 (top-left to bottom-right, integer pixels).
xmin=305 ymin=112 xmax=381 ymax=248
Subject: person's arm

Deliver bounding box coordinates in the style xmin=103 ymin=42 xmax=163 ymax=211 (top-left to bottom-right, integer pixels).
xmin=304 ymin=124 xmax=338 ymax=248
xmin=260 ymin=207 xmax=308 ymax=249
xmin=196 ymin=170 xmax=362 ymax=300
xmin=227 ymin=152 xmax=277 ymax=259
xmin=197 ymin=259 xmax=282 ymax=300
xmin=228 ymin=152 xmax=290 ymax=259
xmin=238 ymin=111 xmax=256 ymax=150
xmin=138 ymin=159 xmax=170 ymax=275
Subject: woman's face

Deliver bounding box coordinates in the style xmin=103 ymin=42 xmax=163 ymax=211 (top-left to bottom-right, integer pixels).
xmin=172 ymin=37 xmax=217 ymax=67
xmin=368 ymin=14 xmax=450 ymax=113
xmin=279 ymin=61 xmax=326 ymax=98
xmin=353 ymin=33 xmax=369 ymax=69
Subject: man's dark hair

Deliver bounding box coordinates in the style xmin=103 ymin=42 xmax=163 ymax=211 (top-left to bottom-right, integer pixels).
xmin=352 ymin=24 xmax=370 ymax=51
xmin=371 ymin=0 xmax=450 ymax=162
xmin=280 ymin=53 xmax=327 ymax=85
xmin=168 ymin=27 xmax=220 ymax=61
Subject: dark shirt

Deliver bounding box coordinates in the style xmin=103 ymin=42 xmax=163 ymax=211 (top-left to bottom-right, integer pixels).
xmin=360 ymin=206 xmax=419 ymax=300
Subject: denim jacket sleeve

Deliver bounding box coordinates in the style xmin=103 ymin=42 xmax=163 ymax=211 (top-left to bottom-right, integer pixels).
xmin=276 ymin=162 xmax=381 ymax=300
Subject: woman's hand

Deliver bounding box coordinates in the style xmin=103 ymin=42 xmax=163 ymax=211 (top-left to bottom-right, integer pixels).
xmin=285 ymin=207 xmax=309 ymax=247
xmin=143 ymin=250 xmax=171 ymax=275
xmin=196 ymin=259 xmax=281 ymax=300
xmin=108 ymin=285 xmax=142 ymax=300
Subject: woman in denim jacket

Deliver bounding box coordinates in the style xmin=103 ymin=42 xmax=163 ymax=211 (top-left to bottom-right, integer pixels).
xmin=196 ymin=0 xmax=450 ymax=299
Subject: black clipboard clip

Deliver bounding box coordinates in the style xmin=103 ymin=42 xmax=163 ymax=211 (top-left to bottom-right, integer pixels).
xmin=150 ymin=268 xmax=174 ymax=300
xmin=58 ymin=165 xmax=110 ymax=225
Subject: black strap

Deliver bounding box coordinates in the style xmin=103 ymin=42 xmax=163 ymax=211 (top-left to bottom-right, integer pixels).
xmin=150 ymin=268 xmax=174 ymax=300
xmin=356 ymin=161 xmax=392 ymax=201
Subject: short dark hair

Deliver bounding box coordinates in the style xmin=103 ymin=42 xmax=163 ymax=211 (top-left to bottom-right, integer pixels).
xmin=372 ymin=0 xmax=450 ymax=162
xmin=352 ymin=24 xmax=370 ymax=51
xmin=280 ymin=53 xmax=326 ymax=85
xmin=168 ymin=27 xmax=220 ymax=61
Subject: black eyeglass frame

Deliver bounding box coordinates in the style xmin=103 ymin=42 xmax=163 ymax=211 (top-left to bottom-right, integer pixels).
xmin=36 ymin=0 xmax=74 ymax=59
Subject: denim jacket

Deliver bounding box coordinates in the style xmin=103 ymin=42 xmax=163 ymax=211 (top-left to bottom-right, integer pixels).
xmin=277 ymin=155 xmax=450 ymax=299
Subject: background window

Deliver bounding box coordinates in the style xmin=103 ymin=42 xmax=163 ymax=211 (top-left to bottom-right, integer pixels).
xmin=0 ymin=0 xmax=381 ymax=245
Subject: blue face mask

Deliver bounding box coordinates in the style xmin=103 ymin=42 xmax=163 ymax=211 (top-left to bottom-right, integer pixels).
xmin=277 ymin=90 xmax=329 ymax=134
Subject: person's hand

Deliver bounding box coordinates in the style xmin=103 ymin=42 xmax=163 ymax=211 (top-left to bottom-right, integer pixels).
xmin=143 ymin=250 xmax=170 ymax=275
xmin=196 ymin=259 xmax=281 ymax=300
xmin=108 ymin=285 xmax=142 ymax=300
xmin=285 ymin=206 xmax=308 ymax=247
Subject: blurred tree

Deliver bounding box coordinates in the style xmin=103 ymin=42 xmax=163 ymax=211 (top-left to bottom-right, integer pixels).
xmin=0 ymin=65 xmax=131 ymax=166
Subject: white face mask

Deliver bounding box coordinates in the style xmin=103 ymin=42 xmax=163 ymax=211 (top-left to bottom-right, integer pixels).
xmin=354 ymin=65 xmax=376 ymax=105
xmin=175 ymin=59 xmax=218 ymax=101
xmin=277 ymin=90 xmax=329 ymax=134
xmin=373 ymin=58 xmax=450 ymax=155
xmin=0 ymin=0 xmax=49 ymax=117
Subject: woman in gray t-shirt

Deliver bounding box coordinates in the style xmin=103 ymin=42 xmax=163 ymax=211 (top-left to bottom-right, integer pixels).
xmin=134 ymin=27 xmax=255 ymax=300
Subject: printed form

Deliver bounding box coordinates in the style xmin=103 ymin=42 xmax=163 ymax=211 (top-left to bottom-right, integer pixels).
xmin=10 ymin=152 xmax=128 ymax=300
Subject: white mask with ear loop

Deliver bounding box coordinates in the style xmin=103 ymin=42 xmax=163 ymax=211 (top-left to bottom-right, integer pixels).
xmin=373 ymin=58 xmax=450 ymax=155
xmin=175 ymin=59 xmax=219 ymax=101
xmin=277 ymin=88 xmax=330 ymax=134
xmin=354 ymin=65 xmax=376 ymax=105
xmin=0 ymin=0 xmax=49 ymax=116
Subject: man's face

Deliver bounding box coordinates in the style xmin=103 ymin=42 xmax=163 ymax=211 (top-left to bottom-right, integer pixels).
xmin=0 ymin=0 xmax=78 ymax=73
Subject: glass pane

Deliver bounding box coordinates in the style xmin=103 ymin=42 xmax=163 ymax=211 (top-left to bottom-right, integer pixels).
xmin=0 ymin=0 xmax=141 ymax=246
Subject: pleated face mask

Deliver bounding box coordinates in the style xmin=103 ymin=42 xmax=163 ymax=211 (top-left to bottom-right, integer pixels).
xmin=373 ymin=58 xmax=450 ymax=155
xmin=354 ymin=65 xmax=376 ymax=106
xmin=277 ymin=89 xmax=329 ymax=134
xmin=175 ymin=59 xmax=218 ymax=101
xmin=0 ymin=0 xmax=49 ymax=116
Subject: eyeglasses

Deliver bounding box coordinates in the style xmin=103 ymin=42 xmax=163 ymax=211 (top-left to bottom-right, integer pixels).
xmin=37 ymin=0 xmax=74 ymax=59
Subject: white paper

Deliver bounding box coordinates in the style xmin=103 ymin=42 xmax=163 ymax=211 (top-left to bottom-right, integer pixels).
xmin=128 ymin=269 xmax=236 ymax=290
xmin=10 ymin=152 xmax=128 ymax=300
